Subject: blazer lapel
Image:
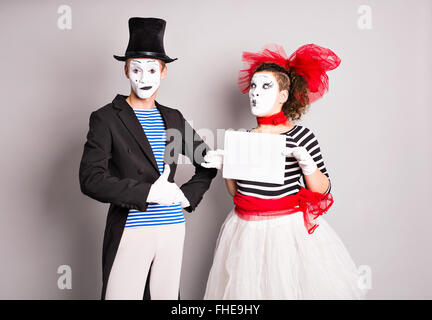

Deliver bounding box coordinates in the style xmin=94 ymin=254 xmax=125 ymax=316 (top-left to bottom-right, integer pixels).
xmin=113 ymin=95 xmax=159 ymax=173
xmin=155 ymin=101 xmax=178 ymax=166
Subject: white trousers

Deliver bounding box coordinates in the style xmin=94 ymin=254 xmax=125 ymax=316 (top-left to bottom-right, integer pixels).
xmin=105 ymin=223 xmax=185 ymax=300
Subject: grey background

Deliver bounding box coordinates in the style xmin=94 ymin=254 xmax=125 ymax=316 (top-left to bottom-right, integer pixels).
xmin=0 ymin=0 xmax=431 ymax=299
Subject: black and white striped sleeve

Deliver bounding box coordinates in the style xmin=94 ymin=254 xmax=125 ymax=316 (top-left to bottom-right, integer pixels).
xmin=297 ymin=128 xmax=331 ymax=194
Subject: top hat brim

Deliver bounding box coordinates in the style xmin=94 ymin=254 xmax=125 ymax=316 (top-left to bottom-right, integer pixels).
xmin=113 ymin=51 xmax=177 ymax=63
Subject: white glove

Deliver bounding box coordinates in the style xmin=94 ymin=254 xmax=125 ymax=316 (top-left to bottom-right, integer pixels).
xmin=201 ymin=149 xmax=226 ymax=170
xmin=282 ymin=146 xmax=317 ymax=176
xmin=147 ymin=164 xmax=190 ymax=207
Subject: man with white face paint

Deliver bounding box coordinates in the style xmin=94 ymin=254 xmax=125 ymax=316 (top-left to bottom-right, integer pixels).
xmin=128 ymin=59 xmax=162 ymax=99
xmin=79 ymin=17 xmax=217 ymax=300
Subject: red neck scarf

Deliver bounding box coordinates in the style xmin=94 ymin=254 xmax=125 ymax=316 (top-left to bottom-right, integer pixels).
xmin=256 ymin=110 xmax=288 ymax=126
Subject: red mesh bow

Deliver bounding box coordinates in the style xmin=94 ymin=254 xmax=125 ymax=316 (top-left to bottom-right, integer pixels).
xmin=238 ymin=43 xmax=341 ymax=104
xmin=296 ymin=187 xmax=334 ymax=234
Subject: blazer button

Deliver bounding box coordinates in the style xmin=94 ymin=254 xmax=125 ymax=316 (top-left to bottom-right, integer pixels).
xmin=137 ymin=168 xmax=144 ymax=175
xmin=127 ymin=148 xmax=131 ymax=153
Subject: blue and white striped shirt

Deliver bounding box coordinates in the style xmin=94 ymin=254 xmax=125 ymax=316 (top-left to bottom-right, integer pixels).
xmin=125 ymin=108 xmax=185 ymax=228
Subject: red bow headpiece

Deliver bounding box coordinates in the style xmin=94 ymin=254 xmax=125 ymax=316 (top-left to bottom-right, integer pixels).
xmin=238 ymin=43 xmax=341 ymax=104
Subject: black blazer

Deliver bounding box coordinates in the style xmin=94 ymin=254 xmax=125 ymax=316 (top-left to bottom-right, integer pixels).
xmin=78 ymin=94 xmax=217 ymax=299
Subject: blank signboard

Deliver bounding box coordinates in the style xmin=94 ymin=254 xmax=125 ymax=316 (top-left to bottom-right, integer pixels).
xmin=222 ymin=130 xmax=286 ymax=184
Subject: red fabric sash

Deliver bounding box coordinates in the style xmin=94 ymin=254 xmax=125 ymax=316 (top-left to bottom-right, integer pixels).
xmin=256 ymin=110 xmax=288 ymax=126
xmin=233 ymin=187 xmax=334 ymax=234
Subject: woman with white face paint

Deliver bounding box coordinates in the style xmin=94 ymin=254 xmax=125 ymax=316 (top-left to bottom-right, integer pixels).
xmin=203 ymin=44 xmax=367 ymax=299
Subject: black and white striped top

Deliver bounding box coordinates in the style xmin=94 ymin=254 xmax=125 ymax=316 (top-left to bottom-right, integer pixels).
xmin=236 ymin=125 xmax=331 ymax=199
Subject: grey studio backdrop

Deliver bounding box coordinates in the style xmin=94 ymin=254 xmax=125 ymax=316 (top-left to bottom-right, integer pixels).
xmin=0 ymin=0 xmax=431 ymax=299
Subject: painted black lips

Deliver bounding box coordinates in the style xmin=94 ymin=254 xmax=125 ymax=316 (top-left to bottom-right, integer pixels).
xmin=140 ymin=86 xmax=152 ymax=90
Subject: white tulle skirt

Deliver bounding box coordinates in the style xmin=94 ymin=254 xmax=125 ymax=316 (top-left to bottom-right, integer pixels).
xmin=204 ymin=208 xmax=366 ymax=300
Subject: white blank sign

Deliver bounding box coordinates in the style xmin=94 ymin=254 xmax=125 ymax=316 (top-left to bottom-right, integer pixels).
xmin=222 ymin=130 xmax=286 ymax=184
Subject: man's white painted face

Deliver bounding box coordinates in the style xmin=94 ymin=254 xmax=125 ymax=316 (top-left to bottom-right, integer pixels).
xmin=249 ymin=73 xmax=279 ymax=116
xmin=128 ymin=59 xmax=161 ymax=99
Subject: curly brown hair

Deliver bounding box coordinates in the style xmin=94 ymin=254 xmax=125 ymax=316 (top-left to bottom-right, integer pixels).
xmin=254 ymin=62 xmax=309 ymax=121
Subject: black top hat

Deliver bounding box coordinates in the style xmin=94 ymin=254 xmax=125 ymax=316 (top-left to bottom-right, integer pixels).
xmin=113 ymin=17 xmax=177 ymax=63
